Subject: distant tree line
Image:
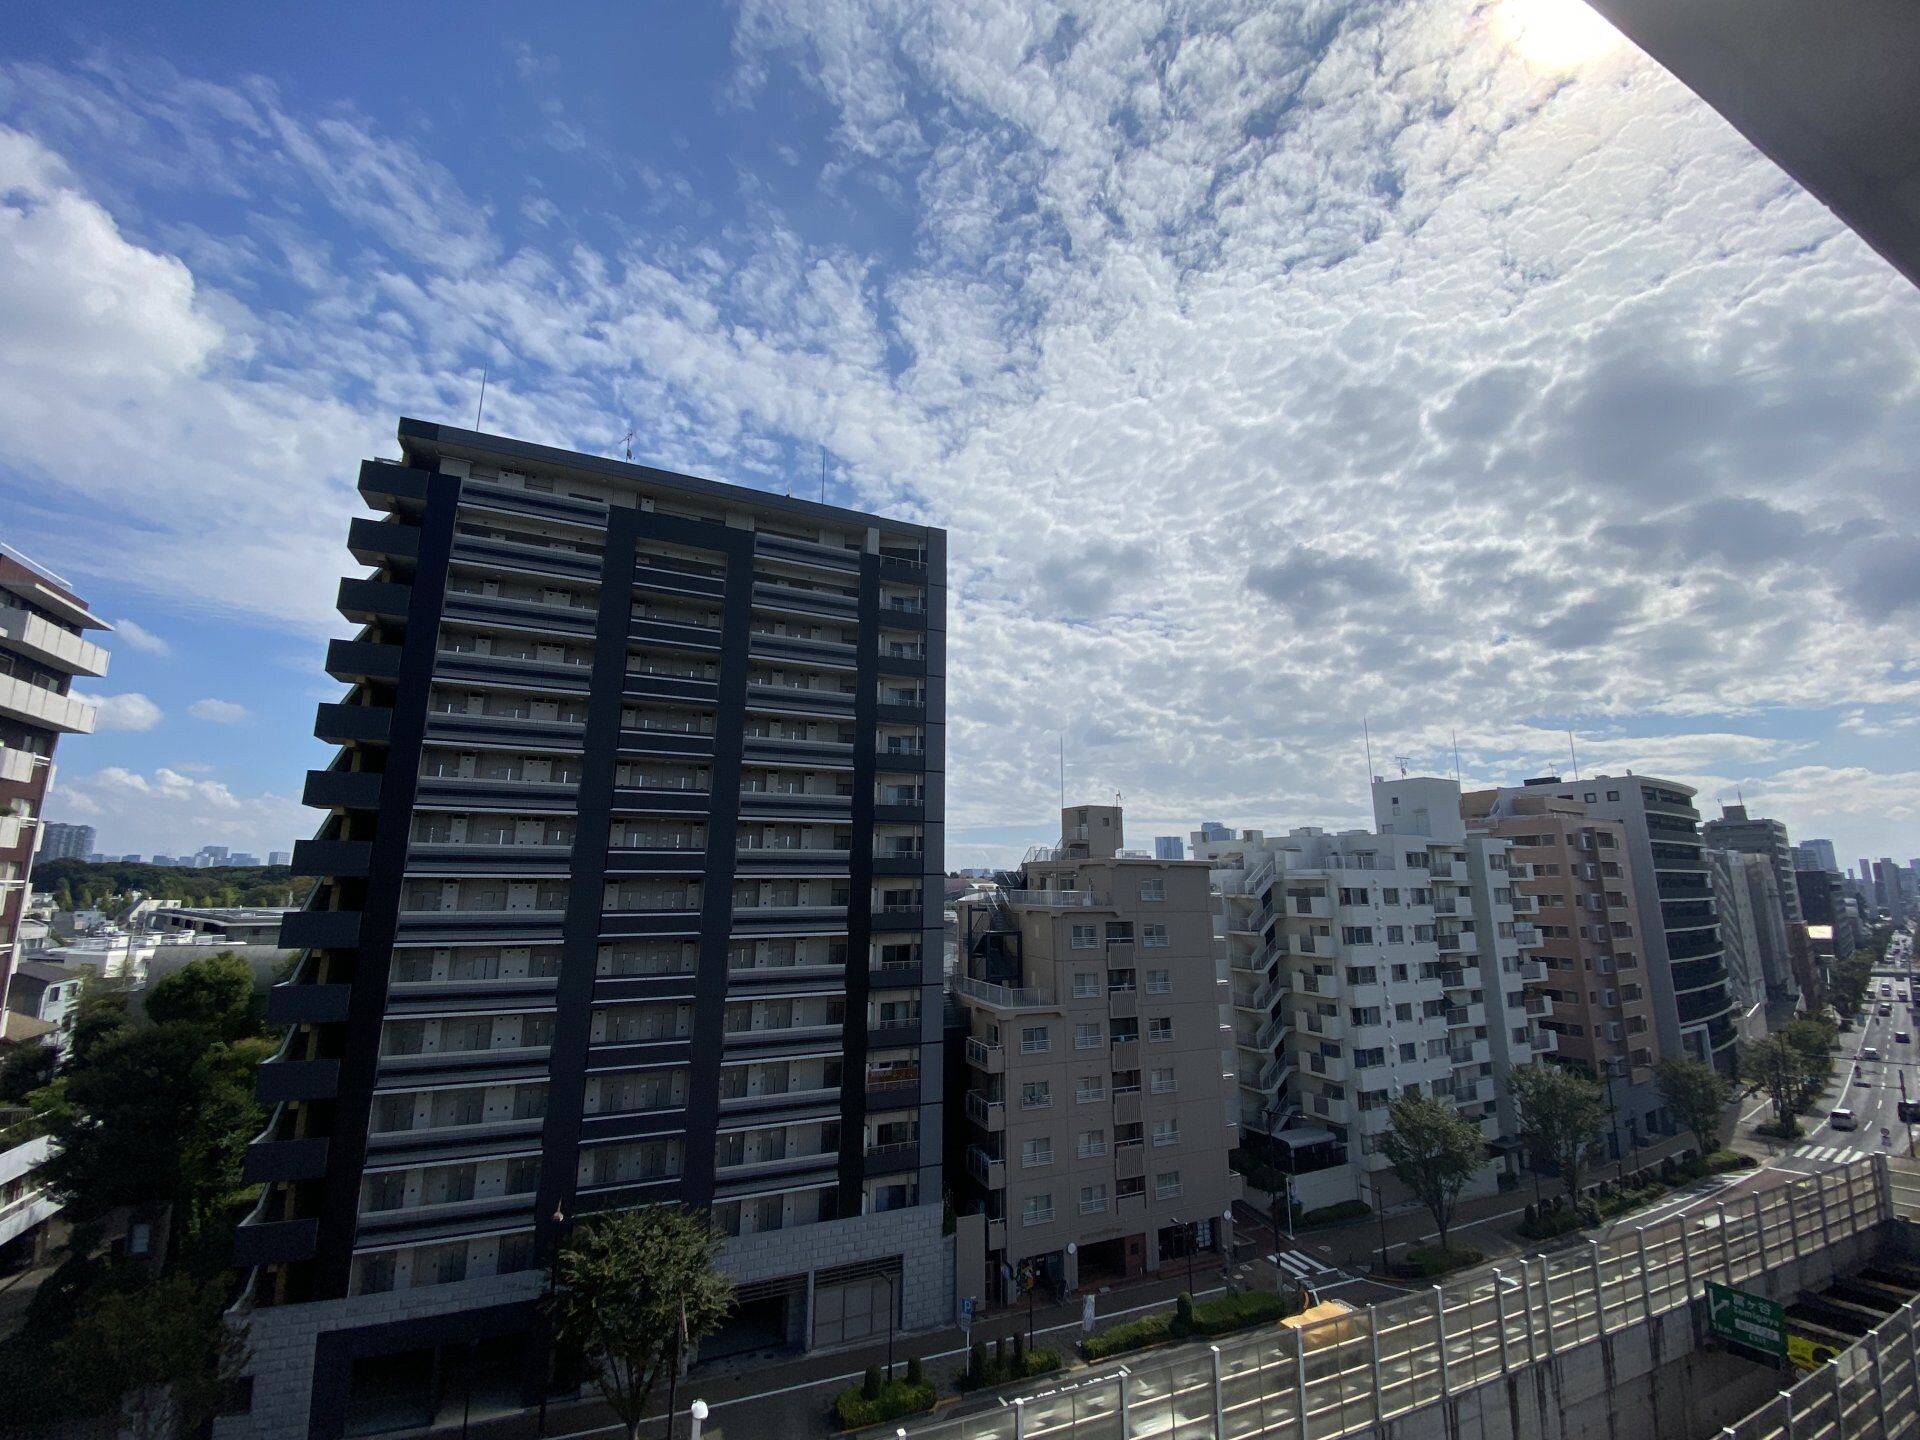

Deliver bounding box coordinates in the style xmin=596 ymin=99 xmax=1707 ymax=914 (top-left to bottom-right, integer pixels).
xmin=33 ymin=859 xmax=314 ymax=916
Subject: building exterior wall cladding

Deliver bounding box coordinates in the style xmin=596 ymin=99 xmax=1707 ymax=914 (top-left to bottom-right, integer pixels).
xmin=227 ymin=420 xmax=947 ymax=1438
xmin=954 ymin=805 xmax=1242 ymax=1297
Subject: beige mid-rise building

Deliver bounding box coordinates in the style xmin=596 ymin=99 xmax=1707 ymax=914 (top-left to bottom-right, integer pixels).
xmin=954 ymin=805 xmax=1241 ymax=1299
xmin=1464 ymin=787 xmax=1664 ymax=1143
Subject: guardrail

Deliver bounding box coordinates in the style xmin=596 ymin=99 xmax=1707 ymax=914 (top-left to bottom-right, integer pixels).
xmin=902 ymin=1156 xmax=1890 ymax=1440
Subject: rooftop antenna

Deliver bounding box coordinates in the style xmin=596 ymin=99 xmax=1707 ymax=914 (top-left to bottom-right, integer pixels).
xmin=1452 ymin=730 xmax=1462 ymax=785
xmin=1362 ymin=716 xmax=1375 ymax=785
xmin=620 ymin=428 xmax=634 ymax=461
xmin=1568 ymin=730 xmax=1580 ymax=781
xmin=474 ymin=367 xmax=489 ymax=430
xmin=1394 ymin=755 xmax=1410 ymax=779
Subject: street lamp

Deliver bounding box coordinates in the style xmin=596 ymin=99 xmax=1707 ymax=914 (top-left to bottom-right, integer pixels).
xmin=883 ymin=1269 xmax=898 ymax=1380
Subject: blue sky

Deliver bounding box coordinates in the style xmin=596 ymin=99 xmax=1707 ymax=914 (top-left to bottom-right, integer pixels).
xmin=3 ymin=0 xmax=1918 ymax=867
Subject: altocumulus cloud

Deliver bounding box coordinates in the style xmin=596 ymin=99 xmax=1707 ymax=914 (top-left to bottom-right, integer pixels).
xmin=188 ymin=698 xmax=249 ymax=724
xmin=2 ymin=2 xmax=1919 ymax=863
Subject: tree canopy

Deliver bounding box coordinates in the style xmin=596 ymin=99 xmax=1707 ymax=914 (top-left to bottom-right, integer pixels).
xmin=1507 ymin=1064 xmax=1609 ymax=1201
xmin=34 ymin=858 xmax=311 ymax=914
xmin=550 ymin=1207 xmax=734 ymax=1440
xmin=1378 ymin=1093 xmax=1485 ymax=1252
xmin=1654 ymin=1055 xmax=1732 ymax=1159
xmin=145 ymin=951 xmax=261 ymax=1041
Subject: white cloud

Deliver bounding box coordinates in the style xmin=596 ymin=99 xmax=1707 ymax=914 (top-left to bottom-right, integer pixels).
xmin=3 ymin=12 xmax=1919 ymax=866
xmin=112 ymin=618 xmax=170 ymax=655
xmin=80 ymin=692 xmax=164 ymax=732
xmin=44 ymin=765 xmax=305 ymax=859
xmin=188 ymin=697 xmax=248 ymax=723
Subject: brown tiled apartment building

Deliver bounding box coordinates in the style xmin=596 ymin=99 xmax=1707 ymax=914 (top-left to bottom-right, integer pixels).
xmin=954 ymin=805 xmax=1241 ymax=1300
xmin=1465 ymin=788 xmax=1664 ymax=1143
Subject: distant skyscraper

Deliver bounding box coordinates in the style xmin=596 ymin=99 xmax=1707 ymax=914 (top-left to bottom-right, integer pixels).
xmin=268 ymin=850 xmax=292 ymax=867
xmin=1703 ymin=804 xmax=1802 ymax=925
xmin=1198 ymin=820 xmax=1231 ymax=842
xmin=1795 ymin=838 xmax=1837 ymax=873
xmin=37 ymin=821 xmax=96 ymax=863
xmin=1153 ymin=835 xmax=1184 ymax=860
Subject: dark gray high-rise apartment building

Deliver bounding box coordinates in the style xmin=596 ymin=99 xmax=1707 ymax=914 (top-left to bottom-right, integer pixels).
xmin=1703 ymin=803 xmax=1802 ymax=926
xmin=225 ymin=421 xmax=950 ymax=1440
xmin=1487 ymin=776 xmax=1736 ymax=1077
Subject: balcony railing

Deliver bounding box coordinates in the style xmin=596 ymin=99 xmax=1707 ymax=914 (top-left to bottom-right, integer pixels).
xmin=953 ymin=975 xmax=1056 ymax=1010
xmin=1000 ymin=889 xmax=1100 ymax=908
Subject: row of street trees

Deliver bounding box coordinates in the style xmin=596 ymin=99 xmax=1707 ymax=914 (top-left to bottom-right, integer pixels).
xmin=1741 ymin=1014 xmax=1842 ymax=1139
xmin=1370 ymin=1054 xmax=1734 ymax=1256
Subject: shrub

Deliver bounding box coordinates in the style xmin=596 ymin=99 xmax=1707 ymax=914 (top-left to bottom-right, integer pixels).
xmin=967 ymin=1342 xmax=986 ymax=1384
xmin=955 ymin=1347 xmax=1062 ymax=1391
xmin=1298 ymin=1200 xmax=1371 ymax=1228
xmin=862 ymin=1365 xmax=883 ymax=1400
xmin=1174 ymin=1293 xmax=1196 ymax=1332
xmin=1082 ymin=1291 xmax=1291 ymax=1360
xmin=906 ymin=1355 xmax=925 ymax=1387
xmin=1706 ymin=1150 xmax=1757 ymax=1175
xmin=1403 ymin=1245 xmax=1484 ymax=1277
xmin=834 ymin=1377 xmax=937 ymax=1430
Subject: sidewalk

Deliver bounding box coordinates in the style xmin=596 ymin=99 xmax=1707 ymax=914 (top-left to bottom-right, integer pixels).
xmin=442 ymin=1263 xmax=1241 ymax=1440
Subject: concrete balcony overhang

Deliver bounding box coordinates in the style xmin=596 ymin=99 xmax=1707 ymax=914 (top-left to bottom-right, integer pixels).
xmin=0 ymin=673 xmax=96 ymax=735
xmin=0 ymin=607 xmax=111 ymax=678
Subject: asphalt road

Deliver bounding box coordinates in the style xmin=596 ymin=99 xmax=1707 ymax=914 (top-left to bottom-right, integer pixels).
xmin=1776 ymin=950 xmax=1920 ymax=1173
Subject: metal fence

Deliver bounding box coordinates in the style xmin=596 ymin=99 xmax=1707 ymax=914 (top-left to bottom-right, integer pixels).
xmin=906 ymin=1157 xmax=1891 ymax=1440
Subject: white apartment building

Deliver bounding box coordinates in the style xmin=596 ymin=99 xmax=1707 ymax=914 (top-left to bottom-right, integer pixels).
xmin=1195 ymin=777 xmax=1552 ymax=1211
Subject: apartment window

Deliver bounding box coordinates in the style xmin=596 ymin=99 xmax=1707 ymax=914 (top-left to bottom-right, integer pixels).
xmin=1351 ymin=1006 xmax=1381 ymax=1027
xmin=1155 ymin=1171 xmax=1183 ymax=1200
xmin=1021 ymin=1081 xmax=1052 ymax=1109
xmin=1080 ymin=1183 xmax=1109 ymax=1215
xmin=1339 ymin=887 xmax=1369 ymax=906
xmin=1076 ymin=1076 xmax=1105 ymax=1104
xmin=1146 ymin=968 xmax=1172 ymax=994
xmin=1585 ymin=793 xmax=1596 ymax=803
xmin=1152 ymin=1118 xmax=1180 ymax=1147
xmin=1385 ymin=925 xmax=1404 ymax=943
xmin=1070 ymin=924 xmax=1099 ymax=950
xmin=1021 ymin=1138 xmax=1053 ymax=1168
xmin=1149 ymin=1066 xmax=1177 ymax=1095
xmin=1117 ymin=1177 xmax=1146 ymax=1200
xmin=1075 ymin=1022 xmax=1102 ymax=1050
xmin=1354 ymin=1048 xmax=1385 ymax=1069
xmin=1147 ymin=1017 xmax=1174 ymax=1044
xmin=1142 ymin=923 xmax=1170 ymax=949
xmin=1023 ymin=1194 xmax=1053 ymax=1227
xmin=1399 ymin=1042 xmax=1417 ymax=1063
xmin=1347 ymin=965 xmax=1377 ymax=985
xmin=1606 ymin=790 xmax=1620 ymax=802
xmin=1105 ymin=921 xmax=1135 ymax=945
xmin=1072 ymin=971 xmax=1100 ymax=999
xmin=1395 ymin=1002 xmax=1414 ymax=1022
xmin=1021 ymin=1026 xmax=1051 ymax=1054
xmin=1391 ymin=964 xmax=1408 ymax=982
xmin=1077 ymin=1129 xmax=1107 ymax=1159
xmin=1139 ymin=879 xmax=1167 ymax=902
xmin=1382 ymin=887 xmax=1399 ymax=904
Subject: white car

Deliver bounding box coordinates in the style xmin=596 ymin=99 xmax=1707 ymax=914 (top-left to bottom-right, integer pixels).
xmin=1831 ymin=1108 xmax=1858 ymax=1130
xmin=1863 ymin=1047 xmax=1881 ymax=1061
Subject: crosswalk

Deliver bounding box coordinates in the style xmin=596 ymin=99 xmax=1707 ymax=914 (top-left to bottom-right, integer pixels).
xmin=1269 ymin=1247 xmax=1338 ymax=1282
xmin=1791 ymin=1143 xmax=1874 ymax=1167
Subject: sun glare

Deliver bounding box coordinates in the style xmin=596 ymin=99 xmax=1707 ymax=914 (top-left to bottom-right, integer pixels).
xmin=1495 ymin=0 xmax=1623 ymax=71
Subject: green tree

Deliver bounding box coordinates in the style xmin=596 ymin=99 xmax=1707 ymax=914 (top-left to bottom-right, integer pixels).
xmin=1655 ymin=1055 xmax=1732 ymax=1160
xmin=42 ymin=1024 xmax=266 ymax=1246
xmin=1378 ymin=1093 xmax=1485 ymax=1252
xmin=1830 ymin=953 xmax=1875 ymax=1017
xmin=1782 ymin=1015 xmax=1839 ymax=1106
xmin=145 ymin=952 xmax=261 ymax=1041
xmin=550 ymin=1208 xmax=734 ymax=1440
xmin=65 ymin=977 xmax=133 ymax=1069
xmin=54 ymin=1271 xmax=246 ymax=1440
xmin=1741 ymin=1033 xmax=1821 ymax=1137
xmin=0 ymin=1038 xmax=59 ymax=1103
xmin=1507 ymin=1065 xmax=1609 ymax=1203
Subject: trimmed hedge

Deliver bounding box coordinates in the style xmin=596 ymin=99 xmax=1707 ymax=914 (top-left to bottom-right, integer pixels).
xmin=1298 ymin=1200 xmax=1371 ymax=1228
xmin=834 ymin=1377 xmax=937 ymax=1430
xmin=1083 ymin=1290 xmax=1293 ymax=1360
xmin=1705 ymin=1150 xmax=1758 ymax=1175
xmin=957 ymin=1346 xmax=1061 ymax=1391
xmin=1403 ymin=1245 xmax=1483 ymax=1277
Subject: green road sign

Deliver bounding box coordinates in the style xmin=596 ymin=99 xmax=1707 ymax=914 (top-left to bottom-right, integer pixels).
xmin=1706 ymin=1281 xmax=1787 ymax=1357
